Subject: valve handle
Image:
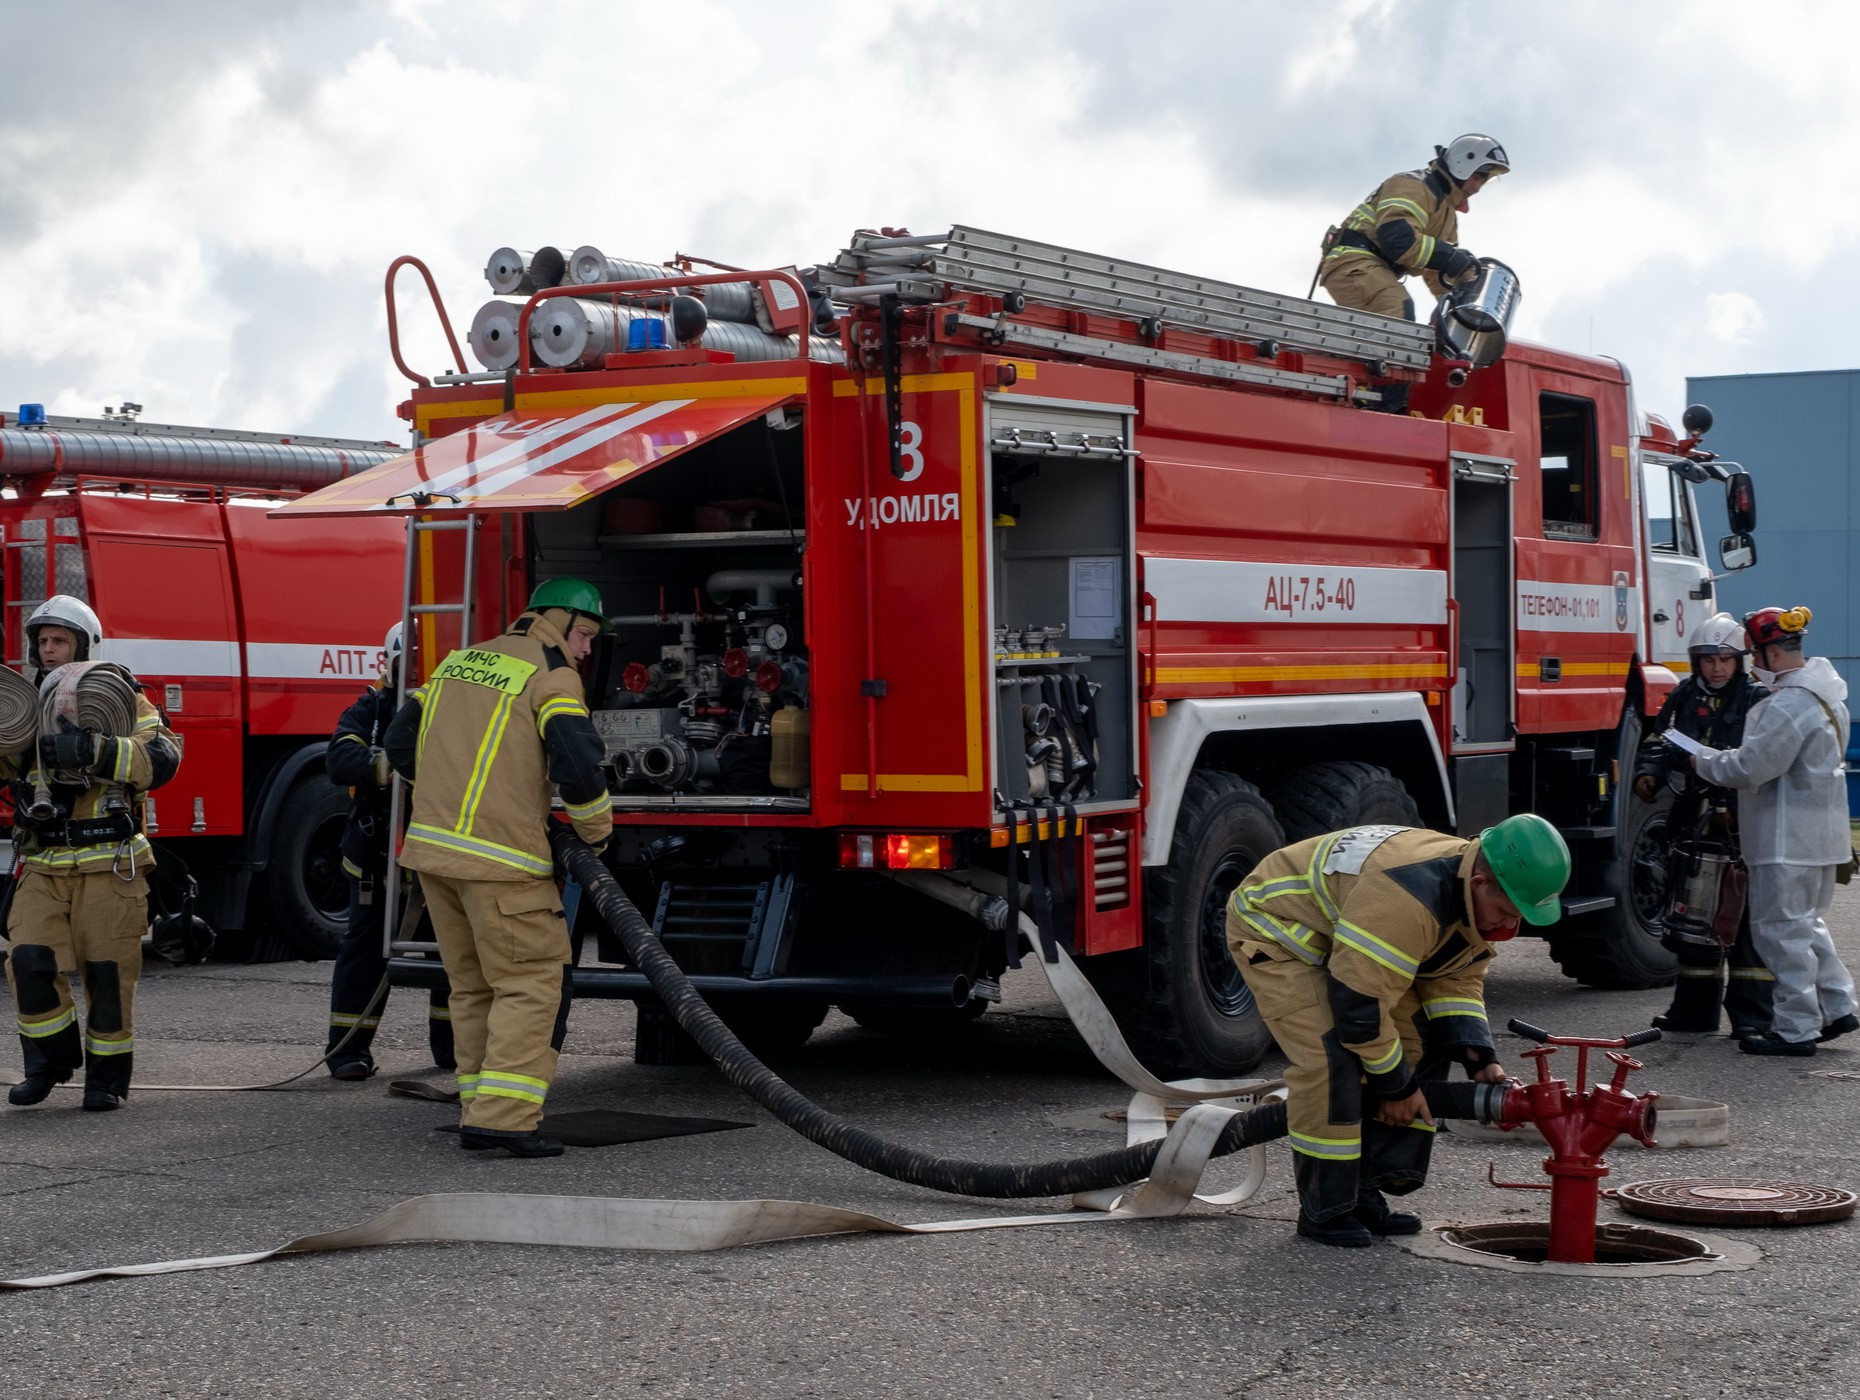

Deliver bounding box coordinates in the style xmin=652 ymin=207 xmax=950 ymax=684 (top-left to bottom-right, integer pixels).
xmin=1508 ymin=1018 xmax=1664 ymax=1049
xmin=1604 ymin=1051 xmax=1645 ymax=1071
xmin=1620 ymin=1027 xmax=1664 ymax=1048
xmin=1507 ymin=1018 xmax=1550 ymax=1043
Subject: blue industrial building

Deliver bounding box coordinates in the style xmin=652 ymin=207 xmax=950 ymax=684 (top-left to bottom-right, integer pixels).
xmin=1685 ymin=368 xmax=1857 ymax=804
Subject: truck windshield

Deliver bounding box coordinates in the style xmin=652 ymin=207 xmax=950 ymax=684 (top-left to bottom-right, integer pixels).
xmin=1641 ymin=459 xmax=1697 ymax=556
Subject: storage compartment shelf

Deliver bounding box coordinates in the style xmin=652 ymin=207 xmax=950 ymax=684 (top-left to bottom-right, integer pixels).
xmin=598 ymin=530 xmax=804 ymax=550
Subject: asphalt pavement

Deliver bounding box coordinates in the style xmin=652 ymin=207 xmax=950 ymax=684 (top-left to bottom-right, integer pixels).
xmin=3 ymin=894 xmax=1859 ymax=1399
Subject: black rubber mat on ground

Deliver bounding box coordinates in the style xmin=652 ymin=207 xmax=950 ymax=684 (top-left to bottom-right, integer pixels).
xmin=436 ymin=1109 xmax=754 ymax=1148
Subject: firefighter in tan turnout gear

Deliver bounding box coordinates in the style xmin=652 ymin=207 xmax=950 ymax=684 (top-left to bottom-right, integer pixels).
xmin=385 ymin=580 xmax=613 ymax=1157
xmin=1227 ymin=814 xmax=1569 ymax=1247
xmin=5 ymin=597 xmax=182 ymax=1111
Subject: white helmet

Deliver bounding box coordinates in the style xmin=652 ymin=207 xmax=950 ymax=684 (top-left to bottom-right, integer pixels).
xmin=384 ymin=622 xmax=404 ymax=659
xmin=25 ymin=595 xmax=103 ymax=662
xmin=1688 ymin=612 xmax=1748 ymax=657
xmin=1437 ymin=133 xmax=1511 ymax=183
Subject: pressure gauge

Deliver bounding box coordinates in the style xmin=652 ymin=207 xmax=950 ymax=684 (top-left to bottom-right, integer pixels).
xmin=765 ymin=623 xmax=790 ymax=652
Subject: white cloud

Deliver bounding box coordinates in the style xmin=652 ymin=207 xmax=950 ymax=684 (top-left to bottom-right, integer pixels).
xmin=1705 ymin=292 xmax=1765 ymax=345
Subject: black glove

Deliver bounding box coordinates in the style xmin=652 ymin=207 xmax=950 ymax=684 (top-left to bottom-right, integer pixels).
xmin=38 ymin=717 xmax=97 ymax=771
xmin=1438 ymin=246 xmax=1480 ymax=282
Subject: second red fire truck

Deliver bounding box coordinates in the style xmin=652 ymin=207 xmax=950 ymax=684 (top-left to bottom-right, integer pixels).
xmin=282 ymin=228 xmax=1759 ymax=1075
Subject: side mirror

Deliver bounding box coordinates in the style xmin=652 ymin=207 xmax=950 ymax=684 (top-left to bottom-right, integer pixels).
xmin=1726 ymin=470 xmax=1757 ymax=535
xmin=1718 ymin=533 xmax=1757 ymax=573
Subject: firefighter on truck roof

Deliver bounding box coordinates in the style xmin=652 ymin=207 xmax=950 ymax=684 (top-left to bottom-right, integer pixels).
xmin=384 ymin=579 xmax=613 ymax=1157
xmin=323 ymin=622 xmax=453 ymax=1081
xmin=5 ymin=597 xmax=182 ymax=1112
xmin=1226 ymin=814 xmax=1569 ymax=1247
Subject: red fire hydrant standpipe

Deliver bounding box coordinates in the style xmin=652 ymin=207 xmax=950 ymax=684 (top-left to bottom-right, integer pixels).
xmin=1486 ymin=1019 xmax=1663 ymax=1264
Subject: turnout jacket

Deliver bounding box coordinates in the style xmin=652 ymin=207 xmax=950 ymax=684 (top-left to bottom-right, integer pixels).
xmin=1228 ymin=826 xmax=1498 ymax=1099
xmin=2 ymin=685 xmax=180 ymax=874
xmin=386 ymin=611 xmax=611 ymax=881
xmin=1635 ymin=671 xmax=1765 ymax=821
xmin=328 ymin=678 xmax=399 ymax=879
xmin=1326 ymin=160 xmax=1467 ymax=298
xmin=1694 ymin=657 xmax=1851 ymax=868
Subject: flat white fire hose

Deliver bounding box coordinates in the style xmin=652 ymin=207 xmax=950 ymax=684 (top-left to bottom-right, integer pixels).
xmin=0 ymin=913 xmax=1283 ymax=1290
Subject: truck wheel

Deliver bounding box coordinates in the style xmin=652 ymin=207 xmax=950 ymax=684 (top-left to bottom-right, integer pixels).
xmin=265 ymin=776 xmax=351 ymax=960
xmin=1548 ymin=787 xmax=1676 ymax=989
xmin=1097 ymin=770 xmax=1278 ymax=1078
xmin=1269 ymin=761 xmax=1422 ymax=842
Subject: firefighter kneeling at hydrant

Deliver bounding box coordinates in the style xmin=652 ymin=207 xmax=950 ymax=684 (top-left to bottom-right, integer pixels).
xmin=384 ymin=581 xmax=613 ymax=1157
xmin=1226 ymin=814 xmax=1570 ymax=1247
xmin=5 ymin=597 xmax=182 ymax=1111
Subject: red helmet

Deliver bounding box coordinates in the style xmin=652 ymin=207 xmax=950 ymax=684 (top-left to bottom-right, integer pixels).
xmin=1743 ymin=606 xmax=1811 ymax=649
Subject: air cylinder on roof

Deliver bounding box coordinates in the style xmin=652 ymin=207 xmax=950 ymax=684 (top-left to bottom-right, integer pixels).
xmin=484 ymin=246 xmax=569 ymax=295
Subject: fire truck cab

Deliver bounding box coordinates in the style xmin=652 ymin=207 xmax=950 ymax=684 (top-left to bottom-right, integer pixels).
xmin=285 ymin=230 xmax=1758 ymax=1075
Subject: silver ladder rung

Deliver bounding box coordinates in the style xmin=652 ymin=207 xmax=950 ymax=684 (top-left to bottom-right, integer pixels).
xmin=414 ymin=518 xmax=472 ymax=533
xmin=411 ymin=603 xmax=468 ymax=615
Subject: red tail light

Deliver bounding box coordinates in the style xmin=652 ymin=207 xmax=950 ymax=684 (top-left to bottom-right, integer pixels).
xmin=837 ymin=833 xmax=955 ymax=870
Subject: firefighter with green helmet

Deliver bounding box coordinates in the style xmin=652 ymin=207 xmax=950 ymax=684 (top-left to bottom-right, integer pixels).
xmin=1226 ymin=813 xmax=1569 ymax=1247
xmin=384 ymin=578 xmax=614 ymax=1157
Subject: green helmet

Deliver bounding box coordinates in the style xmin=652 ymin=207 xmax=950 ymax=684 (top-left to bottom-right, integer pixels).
xmin=1478 ymin=813 xmax=1570 ymax=927
xmin=527 ymin=577 xmax=608 ymax=632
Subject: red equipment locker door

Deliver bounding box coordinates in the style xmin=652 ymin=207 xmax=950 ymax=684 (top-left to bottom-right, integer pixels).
xmin=79 ymin=496 xmax=244 ymax=838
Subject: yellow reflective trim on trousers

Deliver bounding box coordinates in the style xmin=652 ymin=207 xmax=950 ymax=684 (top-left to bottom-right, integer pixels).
xmin=19 ymin=1007 xmax=77 ymax=1038
xmin=329 ymin=1013 xmax=382 ymax=1028
xmin=478 ymin=1070 xmax=549 ymax=1105
xmin=405 ymin=824 xmax=554 ymax=876
xmin=1676 ymin=966 xmax=1721 ymax=979
xmin=84 ymin=1035 xmax=133 ymax=1056
xmin=563 ymin=792 xmax=611 ymax=822
xmin=1421 ymin=997 xmax=1487 ymax=1020
xmin=429 ymin=1007 xmax=452 ymax=1020
xmin=1288 ymin=1131 xmax=1362 ymax=1161
xmin=1361 ymin=1040 xmax=1405 ymax=1075
xmin=1728 ymin=968 xmax=1774 ymax=980
xmin=1332 ymin=920 xmax=1420 ymax=977
xmin=457 ymin=692 xmax=515 ymax=837
xmin=458 ymin=1071 xmax=480 ymax=1101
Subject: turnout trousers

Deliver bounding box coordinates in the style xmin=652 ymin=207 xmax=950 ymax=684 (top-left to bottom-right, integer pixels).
xmin=1317 ymin=257 xmax=1415 ymax=414
xmin=418 ymin=870 xmax=572 ymax=1135
xmin=327 ymin=871 xmax=454 ymax=1070
xmin=1747 ymin=864 xmax=1858 ymax=1045
xmin=1239 ymin=947 xmax=1441 ymax=1221
xmin=1659 ymin=916 xmax=1773 ymax=1037
xmin=5 ymin=868 xmax=148 ymax=1097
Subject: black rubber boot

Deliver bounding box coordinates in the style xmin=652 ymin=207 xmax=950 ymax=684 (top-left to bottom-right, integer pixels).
xmin=1296 ymin=1210 xmax=1373 ymax=1248
xmin=8 ymin=1068 xmax=71 ymax=1106
xmin=1352 ymin=1188 xmax=1423 ymax=1236
xmin=1818 ymin=1013 xmax=1860 ymax=1044
xmin=1739 ymin=1032 xmax=1815 ymax=1058
xmin=81 ymin=1089 xmax=122 ymax=1112
xmin=459 ymin=1129 xmax=565 ymax=1158
xmin=1653 ymin=961 xmax=1723 ymax=1033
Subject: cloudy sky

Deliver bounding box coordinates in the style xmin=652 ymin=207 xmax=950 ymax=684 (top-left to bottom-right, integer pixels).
xmin=2 ymin=0 xmax=1853 ymax=440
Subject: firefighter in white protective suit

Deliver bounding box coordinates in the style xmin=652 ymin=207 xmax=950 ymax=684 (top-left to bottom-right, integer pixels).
xmin=1691 ymin=606 xmax=1859 ymax=1056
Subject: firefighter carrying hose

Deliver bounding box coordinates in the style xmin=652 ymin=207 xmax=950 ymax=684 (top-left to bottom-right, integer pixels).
xmin=1226 ymin=814 xmax=1569 ymax=1247
xmin=324 ymin=623 xmax=453 ymax=1080
xmin=384 ymin=580 xmax=613 ymax=1157
xmin=1634 ymin=613 xmax=1774 ymax=1037
xmin=4 ymin=597 xmax=181 ymax=1111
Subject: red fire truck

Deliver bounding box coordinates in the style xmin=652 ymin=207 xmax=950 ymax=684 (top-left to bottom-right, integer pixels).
xmin=0 ymin=407 xmax=405 ymax=956
xmin=281 ymin=229 xmax=1758 ymax=1074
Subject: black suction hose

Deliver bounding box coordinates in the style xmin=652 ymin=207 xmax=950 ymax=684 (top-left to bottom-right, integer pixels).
xmin=554 ymin=830 xmax=1497 ymax=1199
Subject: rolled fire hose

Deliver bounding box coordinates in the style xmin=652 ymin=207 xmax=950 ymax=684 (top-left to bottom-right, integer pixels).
xmin=550 ymin=828 xmax=1500 ymax=1199
xmin=0 ymin=665 xmax=38 ymax=755
xmin=30 ymin=661 xmax=140 ymax=819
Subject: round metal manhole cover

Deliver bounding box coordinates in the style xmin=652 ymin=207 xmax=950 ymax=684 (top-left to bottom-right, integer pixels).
xmin=1614 ymin=1178 xmax=1858 ymax=1227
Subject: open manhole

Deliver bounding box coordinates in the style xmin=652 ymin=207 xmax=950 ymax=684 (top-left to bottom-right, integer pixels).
xmin=1400 ymin=1220 xmax=1758 ymax=1277
xmin=1612 ymin=1178 xmax=1858 ymax=1227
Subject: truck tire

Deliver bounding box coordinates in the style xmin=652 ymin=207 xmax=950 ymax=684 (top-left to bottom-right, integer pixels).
xmin=1548 ymin=786 xmax=1677 ymax=989
xmin=1269 ymin=761 xmax=1423 ymax=842
xmin=1094 ymin=770 xmax=1278 ymax=1078
xmin=265 ymin=775 xmax=351 ymax=960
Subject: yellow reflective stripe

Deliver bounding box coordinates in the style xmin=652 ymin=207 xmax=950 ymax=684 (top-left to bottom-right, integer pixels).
xmin=563 ymin=792 xmax=611 ymax=822
xmin=1413 ymin=234 xmax=1436 ymax=267
xmin=457 ymin=692 xmax=515 ymax=836
xmin=341 ymin=857 xmax=364 ymax=880
xmin=1421 ymin=997 xmax=1487 ymax=1020
xmin=112 ymin=739 xmax=133 ymax=783
xmin=1332 ymin=920 xmax=1420 ymax=978
xmin=415 ymin=680 xmax=442 ymax=769
xmin=536 ymin=696 xmax=588 ymax=738
xmin=429 ymin=1007 xmax=452 ymax=1021
xmin=1676 ymin=966 xmax=1721 ymax=979
xmin=1360 ymin=1040 xmax=1405 ymax=1075
xmin=1288 ymin=1130 xmax=1362 ymax=1161
xmin=19 ymin=1007 xmax=77 ymax=1038
xmin=1408 ymin=1120 xmax=1438 ymax=1134
xmin=135 ymin=712 xmax=162 ymax=731
xmin=458 ymin=1071 xmax=480 ymax=1101
xmin=1238 ymin=905 xmax=1324 ymax=965
xmin=1242 ymin=874 xmax=1309 ymax=903
xmin=1376 ymin=196 xmax=1427 ymax=220
xmin=24 ymin=836 xmax=153 ymax=872
xmin=1728 ymin=968 xmax=1775 ymax=981
xmin=329 ymin=1013 xmax=382 ymax=1028
xmin=84 ymin=1035 xmax=133 ymax=1056
xmin=405 ymin=824 xmax=553 ymax=876
xmin=334 ymin=733 xmax=368 ymax=746
xmin=1306 ymin=837 xmax=1342 ymax=923
xmin=478 ymin=1070 xmax=549 ymax=1105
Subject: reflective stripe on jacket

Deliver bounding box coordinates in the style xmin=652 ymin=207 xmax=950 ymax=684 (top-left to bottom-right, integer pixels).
xmin=386 ymin=610 xmax=611 ymax=881
xmin=1326 ymin=162 xmax=1463 ymax=299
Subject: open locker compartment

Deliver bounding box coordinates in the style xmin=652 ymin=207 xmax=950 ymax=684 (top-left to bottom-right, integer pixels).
xmin=532 ymin=406 xmax=811 ymax=812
